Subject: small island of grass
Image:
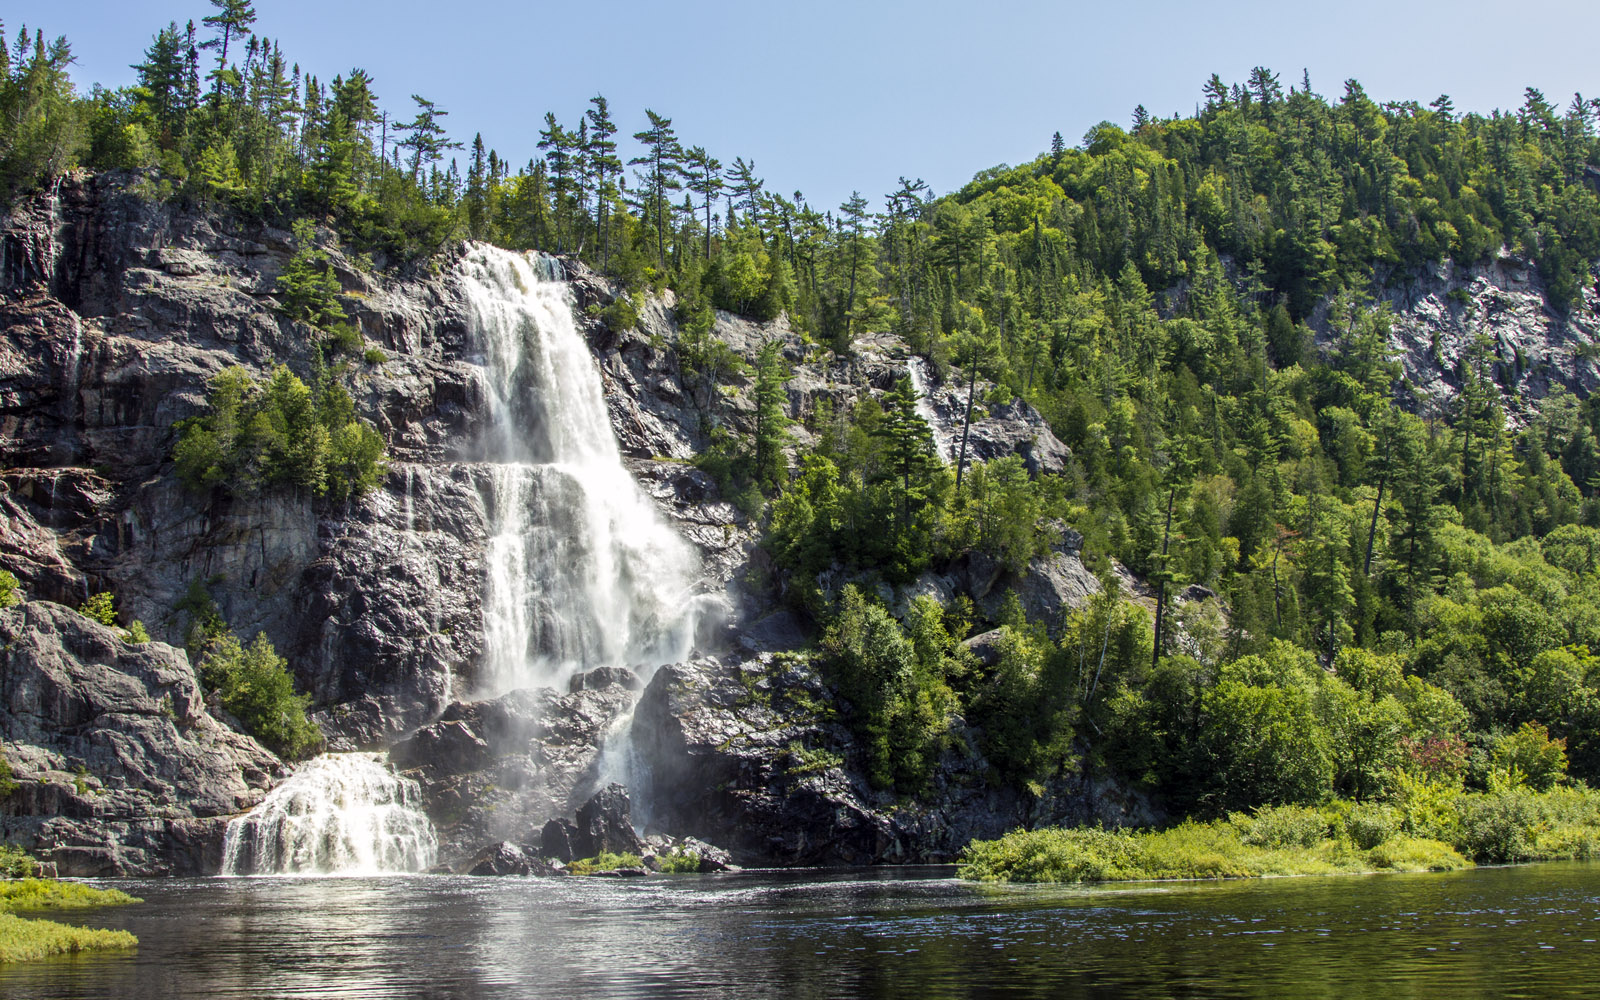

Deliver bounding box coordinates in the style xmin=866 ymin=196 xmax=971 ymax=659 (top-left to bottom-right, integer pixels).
xmin=959 ymin=781 xmax=1600 ymax=884
xmin=0 ymin=847 xmax=141 ymax=963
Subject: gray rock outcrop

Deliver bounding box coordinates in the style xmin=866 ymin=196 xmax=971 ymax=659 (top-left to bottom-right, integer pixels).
xmin=631 ymin=654 xmax=1158 ymax=866
xmin=0 ymin=600 xmax=279 ymax=875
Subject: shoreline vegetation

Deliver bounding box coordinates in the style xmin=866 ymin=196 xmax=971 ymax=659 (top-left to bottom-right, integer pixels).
xmin=958 ymin=782 xmax=1600 ymax=884
xmin=0 ymin=854 xmax=141 ymax=963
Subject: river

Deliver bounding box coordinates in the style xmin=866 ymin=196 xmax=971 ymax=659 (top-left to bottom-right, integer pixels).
xmin=5 ymin=863 xmax=1600 ymax=997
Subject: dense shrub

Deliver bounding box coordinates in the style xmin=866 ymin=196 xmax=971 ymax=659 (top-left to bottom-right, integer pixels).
xmin=198 ymin=632 xmax=322 ymax=760
xmin=174 ymin=365 xmax=386 ymax=501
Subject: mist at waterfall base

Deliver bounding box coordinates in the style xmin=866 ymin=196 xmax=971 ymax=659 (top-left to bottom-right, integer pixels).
xmin=220 ymin=246 xmax=713 ymax=875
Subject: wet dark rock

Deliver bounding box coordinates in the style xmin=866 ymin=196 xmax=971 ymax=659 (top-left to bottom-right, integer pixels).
xmin=633 ymin=654 xmax=1160 ymax=867
xmin=568 ymin=666 xmax=641 ymax=693
xmin=389 ymin=719 xmax=492 ymax=775
xmin=679 ymin=836 xmax=736 ymax=873
xmin=540 ymin=818 xmax=578 ymax=863
xmin=398 ymin=684 xmax=636 ymax=869
xmin=466 ymin=840 xmax=562 ymax=877
xmin=574 ymin=783 xmax=643 ymax=858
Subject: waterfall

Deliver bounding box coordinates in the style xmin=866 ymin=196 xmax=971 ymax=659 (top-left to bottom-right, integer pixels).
xmin=458 ymin=245 xmax=706 ymax=694
xmin=220 ymin=754 xmax=437 ymax=876
xmin=907 ymin=356 xmax=953 ymax=464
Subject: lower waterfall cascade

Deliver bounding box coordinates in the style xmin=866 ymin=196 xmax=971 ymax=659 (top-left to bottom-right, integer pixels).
xmin=220 ymin=754 xmax=438 ymax=876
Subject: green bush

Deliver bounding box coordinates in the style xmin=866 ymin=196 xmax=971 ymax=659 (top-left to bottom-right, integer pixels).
xmin=77 ymin=592 xmax=117 ymax=626
xmin=199 ymin=632 xmax=323 ymax=760
xmin=568 ymin=852 xmax=643 ymax=875
xmin=652 ymin=850 xmax=702 ymax=874
xmin=1233 ymin=804 xmax=1328 ymax=849
xmin=174 ymin=365 xmax=387 ymax=501
xmin=600 ymin=294 xmax=639 ymax=333
xmin=0 ymin=844 xmax=32 ymax=877
xmin=0 ymin=570 xmax=18 ymax=608
xmin=1342 ymin=803 xmax=1401 ymax=850
xmin=1455 ymin=788 xmax=1544 ymax=862
xmin=1492 ymin=722 xmax=1568 ymax=791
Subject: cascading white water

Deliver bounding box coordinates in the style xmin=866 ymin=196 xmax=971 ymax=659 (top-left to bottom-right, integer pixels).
xmin=220 ymin=754 xmax=437 ymax=876
xmin=907 ymin=356 xmax=954 ymax=464
xmin=459 ymin=245 xmax=706 ymax=694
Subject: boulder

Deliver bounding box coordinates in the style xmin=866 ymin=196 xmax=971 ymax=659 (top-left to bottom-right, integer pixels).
xmin=389 ymin=719 xmax=492 ymax=775
xmin=573 ymin=783 xmax=643 ymax=858
xmin=466 ymin=840 xmax=562 ymax=877
xmin=540 ymin=818 xmax=578 ymax=863
xmin=568 ymin=666 xmax=641 ymax=693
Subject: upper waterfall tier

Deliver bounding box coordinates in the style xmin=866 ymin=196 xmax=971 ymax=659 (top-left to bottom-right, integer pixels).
xmin=458 ymin=246 xmax=707 ymax=694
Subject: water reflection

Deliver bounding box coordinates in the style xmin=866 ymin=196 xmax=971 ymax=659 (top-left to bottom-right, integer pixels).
xmin=4 ymin=864 xmax=1600 ymax=997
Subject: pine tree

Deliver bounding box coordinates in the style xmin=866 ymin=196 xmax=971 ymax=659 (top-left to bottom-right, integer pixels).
xmin=837 ymin=191 xmax=872 ymax=353
xmin=629 ymin=109 xmax=683 ymax=265
xmin=684 ymin=145 xmax=723 ymax=260
xmin=585 ymin=95 xmax=620 ymax=268
xmin=396 ymin=95 xmax=460 ymax=183
xmin=751 ymin=340 xmax=791 ymax=489
xmin=876 ymin=378 xmax=938 ymax=537
xmin=199 ymin=0 xmax=256 ymax=99
xmin=133 ymin=23 xmax=189 ymax=144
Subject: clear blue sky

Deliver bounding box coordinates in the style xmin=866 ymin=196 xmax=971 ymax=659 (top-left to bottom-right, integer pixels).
xmin=11 ymin=0 xmax=1600 ymax=213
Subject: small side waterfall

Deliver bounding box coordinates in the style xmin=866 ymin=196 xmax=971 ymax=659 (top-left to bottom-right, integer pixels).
xmin=220 ymin=754 xmax=437 ymax=876
xmin=907 ymin=356 xmax=954 ymax=464
xmin=459 ymin=245 xmax=706 ymax=694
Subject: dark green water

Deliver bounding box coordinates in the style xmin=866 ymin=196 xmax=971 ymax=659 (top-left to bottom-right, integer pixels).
xmin=5 ymin=862 xmax=1600 ymax=997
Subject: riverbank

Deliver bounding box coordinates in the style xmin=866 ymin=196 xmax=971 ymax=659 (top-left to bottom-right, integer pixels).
xmin=958 ymin=784 xmax=1600 ymax=883
xmin=0 ymin=880 xmax=141 ymax=963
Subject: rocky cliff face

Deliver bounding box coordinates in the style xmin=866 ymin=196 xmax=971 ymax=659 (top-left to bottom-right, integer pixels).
xmin=0 ymin=601 xmax=279 ymax=875
xmin=1316 ymin=253 xmax=1600 ymax=419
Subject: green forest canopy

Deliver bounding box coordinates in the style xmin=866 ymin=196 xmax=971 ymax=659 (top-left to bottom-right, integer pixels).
xmin=8 ymin=6 xmax=1600 ymax=816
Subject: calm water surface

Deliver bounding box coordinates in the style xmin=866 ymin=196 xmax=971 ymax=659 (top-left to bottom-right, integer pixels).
xmin=6 ymin=863 xmax=1600 ymax=998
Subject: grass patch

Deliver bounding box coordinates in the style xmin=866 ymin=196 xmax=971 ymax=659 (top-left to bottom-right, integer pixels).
xmin=0 ymin=913 xmax=138 ymax=963
xmin=567 ymin=852 xmax=643 ymax=875
xmin=959 ymin=805 xmax=1470 ymax=884
xmin=961 ymin=784 xmax=1600 ymax=883
xmin=0 ymin=875 xmax=141 ymax=964
xmin=652 ymin=850 xmax=702 ymax=874
xmin=0 ymin=880 xmax=141 ymax=912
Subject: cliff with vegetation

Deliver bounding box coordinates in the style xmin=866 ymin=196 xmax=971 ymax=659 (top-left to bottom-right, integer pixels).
xmin=5 ymin=4 xmax=1600 ymax=873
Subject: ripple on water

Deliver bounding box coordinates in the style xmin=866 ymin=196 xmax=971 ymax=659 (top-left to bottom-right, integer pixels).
xmin=4 ymin=864 xmax=1600 ymax=998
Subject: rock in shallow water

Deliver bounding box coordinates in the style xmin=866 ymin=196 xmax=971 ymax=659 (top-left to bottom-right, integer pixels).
xmin=466 ymin=841 xmax=565 ymax=877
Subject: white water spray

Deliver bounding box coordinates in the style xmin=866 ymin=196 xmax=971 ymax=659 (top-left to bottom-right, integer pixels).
xmin=220 ymin=754 xmax=437 ymax=876
xmin=459 ymin=245 xmax=706 ymax=694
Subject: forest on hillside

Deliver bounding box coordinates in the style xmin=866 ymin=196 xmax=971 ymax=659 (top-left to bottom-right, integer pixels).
xmin=8 ymin=2 xmax=1600 ymax=818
